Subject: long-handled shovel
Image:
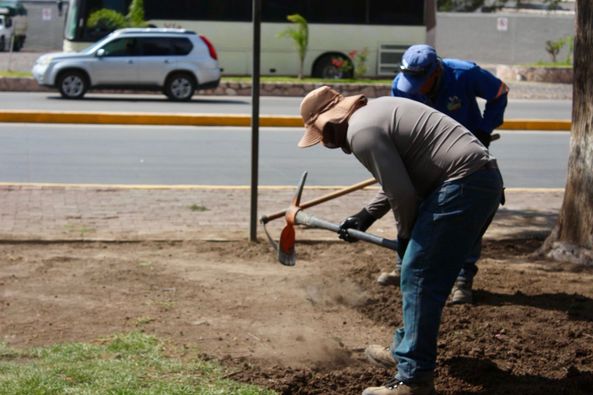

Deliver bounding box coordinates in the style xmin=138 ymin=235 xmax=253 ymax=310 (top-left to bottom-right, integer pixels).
xmin=263 ymin=172 xmax=398 ymax=266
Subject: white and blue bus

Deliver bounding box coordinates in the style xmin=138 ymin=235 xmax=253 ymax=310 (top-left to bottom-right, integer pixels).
xmin=63 ymin=0 xmax=435 ymax=77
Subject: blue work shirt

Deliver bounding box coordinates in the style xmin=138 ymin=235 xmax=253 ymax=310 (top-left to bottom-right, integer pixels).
xmin=391 ymin=59 xmax=508 ymax=135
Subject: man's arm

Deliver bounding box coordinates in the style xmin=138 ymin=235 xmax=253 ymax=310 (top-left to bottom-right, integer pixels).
xmin=473 ymin=67 xmax=509 ymax=135
xmin=365 ymin=189 xmax=391 ymax=219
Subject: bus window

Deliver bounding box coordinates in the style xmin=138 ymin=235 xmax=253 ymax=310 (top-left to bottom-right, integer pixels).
xmin=262 ymin=0 xmax=304 ymax=22
xmin=64 ymin=0 xmax=78 ymax=40
xmin=83 ymin=0 xmax=130 ymax=41
xmin=144 ymin=0 xmax=251 ymax=22
xmin=305 ymin=0 xmax=365 ymax=24
xmin=369 ymin=0 xmax=424 ymax=25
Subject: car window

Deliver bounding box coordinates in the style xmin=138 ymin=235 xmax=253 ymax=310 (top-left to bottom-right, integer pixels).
xmin=171 ymin=38 xmax=193 ymax=55
xmin=138 ymin=37 xmax=173 ymax=56
xmin=101 ymin=38 xmax=138 ymax=57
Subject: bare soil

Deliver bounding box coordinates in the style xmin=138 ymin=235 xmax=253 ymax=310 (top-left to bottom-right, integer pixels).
xmin=1 ymin=238 xmax=592 ymax=395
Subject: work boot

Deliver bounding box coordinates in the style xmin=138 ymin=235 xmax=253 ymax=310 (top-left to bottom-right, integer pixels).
xmin=364 ymin=344 xmax=397 ymax=369
xmin=450 ymin=278 xmax=473 ymax=304
xmin=377 ymin=268 xmax=400 ymax=286
xmin=362 ymin=376 xmax=436 ymax=395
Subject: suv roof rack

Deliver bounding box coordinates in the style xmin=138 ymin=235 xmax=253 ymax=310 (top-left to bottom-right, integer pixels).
xmin=116 ymin=28 xmax=197 ymax=35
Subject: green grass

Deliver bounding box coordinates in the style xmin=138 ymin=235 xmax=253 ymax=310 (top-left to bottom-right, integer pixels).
xmin=525 ymin=62 xmax=572 ymax=68
xmin=189 ymin=204 xmax=208 ymax=212
xmin=0 ymin=332 xmax=277 ymax=395
xmin=0 ymin=70 xmax=32 ymax=78
xmin=223 ymin=75 xmax=392 ymax=84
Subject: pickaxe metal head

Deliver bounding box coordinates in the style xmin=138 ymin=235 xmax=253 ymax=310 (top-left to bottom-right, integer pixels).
xmin=260 ymin=171 xmax=308 ymax=266
xmin=261 ymin=172 xmax=398 ymax=266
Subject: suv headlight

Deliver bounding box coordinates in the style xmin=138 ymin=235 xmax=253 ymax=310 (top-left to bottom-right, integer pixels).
xmin=37 ymin=56 xmax=53 ymax=66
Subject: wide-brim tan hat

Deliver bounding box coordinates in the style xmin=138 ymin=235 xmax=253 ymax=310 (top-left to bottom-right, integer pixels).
xmin=298 ymin=86 xmax=367 ymax=148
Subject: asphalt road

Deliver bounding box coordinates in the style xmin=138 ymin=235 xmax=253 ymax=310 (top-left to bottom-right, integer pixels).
xmin=0 ymin=124 xmax=569 ymax=188
xmin=0 ymin=92 xmax=572 ymax=119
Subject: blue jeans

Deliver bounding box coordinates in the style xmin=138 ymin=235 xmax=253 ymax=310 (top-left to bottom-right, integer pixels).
xmin=392 ymin=166 xmax=503 ymax=383
xmin=395 ymin=245 xmax=478 ymax=282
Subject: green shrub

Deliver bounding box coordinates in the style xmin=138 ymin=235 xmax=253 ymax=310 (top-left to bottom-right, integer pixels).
xmin=86 ymin=9 xmax=127 ymax=30
xmin=277 ymin=14 xmax=308 ymax=79
xmin=127 ymin=0 xmax=148 ymax=27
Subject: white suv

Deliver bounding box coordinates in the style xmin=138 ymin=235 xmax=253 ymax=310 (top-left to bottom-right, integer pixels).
xmin=32 ymin=28 xmax=221 ymax=101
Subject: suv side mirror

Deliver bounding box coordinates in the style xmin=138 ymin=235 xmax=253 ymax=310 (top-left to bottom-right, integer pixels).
xmin=96 ymin=48 xmax=105 ymax=57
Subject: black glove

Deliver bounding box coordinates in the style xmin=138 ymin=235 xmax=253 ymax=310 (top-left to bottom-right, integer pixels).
xmin=396 ymin=237 xmax=409 ymax=260
xmin=473 ymin=129 xmax=491 ymax=148
xmin=338 ymin=208 xmax=376 ymax=243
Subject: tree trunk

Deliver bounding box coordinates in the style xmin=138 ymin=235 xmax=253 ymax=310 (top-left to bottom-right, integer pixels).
xmin=541 ymin=0 xmax=593 ymax=265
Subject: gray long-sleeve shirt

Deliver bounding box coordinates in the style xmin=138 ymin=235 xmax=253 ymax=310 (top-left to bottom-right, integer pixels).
xmin=347 ymin=97 xmax=494 ymax=239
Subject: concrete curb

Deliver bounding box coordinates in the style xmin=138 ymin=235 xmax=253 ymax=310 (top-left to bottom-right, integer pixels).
xmin=0 ymin=110 xmax=572 ymax=130
xmin=0 ymin=77 xmax=392 ymax=97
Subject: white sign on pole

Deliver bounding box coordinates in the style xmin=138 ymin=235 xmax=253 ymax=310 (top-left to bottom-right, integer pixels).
xmin=42 ymin=8 xmax=52 ymax=21
xmin=497 ymin=17 xmax=508 ymax=32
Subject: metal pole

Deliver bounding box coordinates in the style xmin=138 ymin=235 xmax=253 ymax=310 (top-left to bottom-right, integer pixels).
xmin=249 ymin=0 xmax=261 ymax=242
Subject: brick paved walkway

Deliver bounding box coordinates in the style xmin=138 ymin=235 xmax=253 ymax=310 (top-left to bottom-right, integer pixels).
xmin=0 ymin=184 xmax=563 ymax=243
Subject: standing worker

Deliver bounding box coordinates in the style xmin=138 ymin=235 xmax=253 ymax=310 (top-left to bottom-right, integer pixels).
xmin=298 ymin=86 xmax=503 ymax=395
xmin=342 ymin=44 xmax=509 ymax=304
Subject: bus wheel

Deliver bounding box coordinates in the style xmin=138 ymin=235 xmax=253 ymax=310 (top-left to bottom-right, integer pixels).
xmin=165 ymin=73 xmax=195 ymax=101
xmin=58 ymin=71 xmax=88 ymax=99
xmin=312 ymin=54 xmax=353 ymax=79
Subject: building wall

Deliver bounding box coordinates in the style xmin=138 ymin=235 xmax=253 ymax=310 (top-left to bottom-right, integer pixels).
xmin=435 ymin=12 xmax=575 ymax=65
xmin=20 ymin=0 xmax=66 ymax=51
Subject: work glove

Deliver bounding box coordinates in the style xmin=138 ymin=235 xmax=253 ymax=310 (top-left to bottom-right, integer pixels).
xmin=396 ymin=237 xmax=410 ymax=261
xmin=338 ymin=208 xmax=376 ymax=243
xmin=473 ymin=129 xmax=492 ymax=148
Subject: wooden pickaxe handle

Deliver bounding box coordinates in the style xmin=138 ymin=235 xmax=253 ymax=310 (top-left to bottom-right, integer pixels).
xmin=260 ymin=177 xmax=377 ymax=224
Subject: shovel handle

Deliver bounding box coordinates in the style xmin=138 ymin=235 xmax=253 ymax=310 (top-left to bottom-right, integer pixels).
xmin=260 ymin=177 xmax=377 ymax=224
xmin=295 ymin=211 xmax=398 ymax=251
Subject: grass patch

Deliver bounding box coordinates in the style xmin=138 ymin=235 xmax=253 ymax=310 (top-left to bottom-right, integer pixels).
xmin=64 ymin=223 xmax=97 ymax=238
xmin=524 ymin=62 xmax=572 ymax=68
xmin=0 ymin=332 xmax=276 ymax=394
xmin=189 ymin=204 xmax=208 ymax=212
xmin=0 ymin=70 xmax=32 ymax=78
xmin=223 ymin=75 xmax=392 ymax=85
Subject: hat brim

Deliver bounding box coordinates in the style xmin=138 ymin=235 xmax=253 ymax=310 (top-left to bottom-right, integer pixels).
xmin=298 ymin=94 xmax=365 ymax=148
xmin=396 ymin=62 xmax=438 ymax=94
xmin=297 ymin=124 xmax=323 ymax=148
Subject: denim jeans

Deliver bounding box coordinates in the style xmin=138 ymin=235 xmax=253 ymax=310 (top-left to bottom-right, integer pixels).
xmin=392 ymin=166 xmax=503 ymax=383
xmin=394 ymin=242 xmax=479 ymax=283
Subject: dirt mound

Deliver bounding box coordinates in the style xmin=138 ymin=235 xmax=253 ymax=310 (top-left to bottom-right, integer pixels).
xmin=1 ymin=239 xmax=592 ymax=394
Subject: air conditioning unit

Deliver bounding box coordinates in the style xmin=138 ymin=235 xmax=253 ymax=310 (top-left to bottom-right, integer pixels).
xmin=377 ymin=44 xmax=407 ymax=76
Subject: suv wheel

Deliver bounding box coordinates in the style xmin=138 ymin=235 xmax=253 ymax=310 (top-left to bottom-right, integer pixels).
xmin=165 ymin=73 xmax=195 ymax=101
xmin=0 ymin=37 xmax=5 ymax=52
xmin=58 ymin=71 xmax=88 ymax=99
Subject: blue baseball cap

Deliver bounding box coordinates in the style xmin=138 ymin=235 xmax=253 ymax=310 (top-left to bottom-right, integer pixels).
xmin=396 ymin=44 xmax=439 ymax=94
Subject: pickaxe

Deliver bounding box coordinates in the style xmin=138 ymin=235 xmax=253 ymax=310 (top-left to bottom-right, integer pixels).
xmin=261 ymin=172 xmax=398 ymax=266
